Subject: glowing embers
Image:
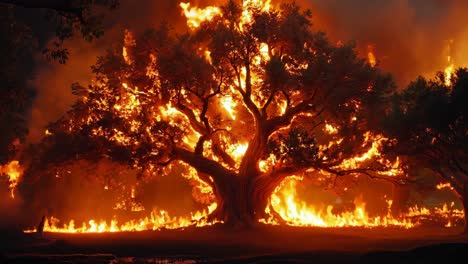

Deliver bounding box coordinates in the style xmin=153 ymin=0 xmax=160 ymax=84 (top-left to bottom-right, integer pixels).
xmin=0 ymin=160 xmax=23 ymax=198
xmin=25 ymin=203 xmax=218 ymax=234
xmin=220 ymin=94 xmax=238 ymax=120
xmin=264 ymin=177 xmax=464 ymax=228
xmin=436 ymin=182 xmax=454 ymax=191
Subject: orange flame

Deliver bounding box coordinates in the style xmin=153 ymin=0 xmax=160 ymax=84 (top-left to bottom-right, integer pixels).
xmin=180 ymin=2 xmax=221 ymax=30
xmin=0 ymin=160 xmax=23 ymax=198
xmin=367 ymin=45 xmax=376 ymax=67
xmin=20 ymin=0 xmax=464 ymax=234
xmin=436 ymin=182 xmax=454 ymax=191
xmin=445 ymin=56 xmax=455 ymax=86
xmin=262 ymin=177 xmax=463 ymax=228
xmin=368 ymin=52 xmax=376 ymax=67
xmin=25 ymin=203 xmax=218 ymax=233
xmin=444 ymin=40 xmax=455 ymax=86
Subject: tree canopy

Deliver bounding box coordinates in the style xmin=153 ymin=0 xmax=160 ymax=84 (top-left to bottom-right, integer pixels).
xmin=0 ymin=0 xmax=119 ymax=63
xmin=24 ymin=0 xmax=402 ymax=226
xmin=382 ymin=68 xmax=468 ymax=231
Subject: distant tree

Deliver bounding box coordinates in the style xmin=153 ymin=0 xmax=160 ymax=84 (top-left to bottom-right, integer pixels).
xmin=382 ymin=68 xmax=468 ymax=232
xmin=25 ymin=1 xmax=400 ymax=227
xmin=0 ymin=0 xmax=119 ymax=63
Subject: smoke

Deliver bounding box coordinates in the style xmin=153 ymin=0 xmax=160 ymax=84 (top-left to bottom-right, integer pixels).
xmin=298 ymin=0 xmax=468 ymax=86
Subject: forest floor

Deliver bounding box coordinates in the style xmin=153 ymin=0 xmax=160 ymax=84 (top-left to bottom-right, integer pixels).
xmin=2 ymin=224 xmax=468 ymax=263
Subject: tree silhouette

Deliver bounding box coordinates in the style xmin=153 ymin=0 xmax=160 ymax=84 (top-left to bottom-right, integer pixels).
xmin=25 ymin=1 xmax=401 ymax=227
xmin=0 ymin=6 xmax=34 ymax=164
xmin=0 ymin=0 xmax=119 ymax=167
xmin=383 ymin=68 xmax=468 ymax=232
xmin=0 ymin=0 xmax=119 ymax=63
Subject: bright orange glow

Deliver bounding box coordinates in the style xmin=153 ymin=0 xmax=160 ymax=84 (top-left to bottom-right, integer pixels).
xmin=368 ymin=52 xmax=376 ymax=67
xmin=262 ymin=177 xmax=464 ymax=228
xmin=436 ymin=182 xmax=454 ymax=191
xmin=445 ymin=56 xmax=455 ymax=86
xmin=19 ymin=0 xmax=464 ymax=234
xmin=444 ymin=40 xmax=455 ymax=86
xmin=0 ymin=160 xmax=23 ymax=198
xmin=221 ymin=95 xmax=238 ymax=120
xmin=324 ymin=123 xmax=338 ymax=134
xmin=332 ymin=132 xmax=403 ymax=177
xmin=25 ymin=203 xmax=218 ymax=233
xmin=123 ymin=29 xmax=136 ymax=65
xmin=180 ymin=2 xmax=221 ymax=30
xmin=367 ymin=45 xmax=376 ymax=67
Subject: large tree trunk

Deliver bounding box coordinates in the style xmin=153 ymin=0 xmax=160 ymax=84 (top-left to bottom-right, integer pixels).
xmin=209 ymin=176 xmax=252 ymax=227
xmin=208 ymin=174 xmax=282 ymax=228
xmin=209 ymin=122 xmax=277 ymax=227
xmin=390 ymin=184 xmax=411 ymax=217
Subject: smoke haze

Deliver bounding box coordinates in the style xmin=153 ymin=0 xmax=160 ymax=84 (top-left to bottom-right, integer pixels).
xmin=300 ymin=0 xmax=468 ymax=86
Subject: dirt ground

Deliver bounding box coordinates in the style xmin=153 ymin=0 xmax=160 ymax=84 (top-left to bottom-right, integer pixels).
xmin=2 ymin=225 xmax=468 ymax=263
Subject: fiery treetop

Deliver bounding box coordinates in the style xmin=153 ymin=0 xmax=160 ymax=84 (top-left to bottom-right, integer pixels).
xmin=26 ymin=0 xmax=404 ymax=224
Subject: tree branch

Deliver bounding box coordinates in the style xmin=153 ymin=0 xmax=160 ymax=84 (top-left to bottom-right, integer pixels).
xmin=266 ymin=100 xmax=321 ymax=135
xmin=174 ymin=147 xmax=235 ymax=181
xmin=261 ymin=89 xmax=277 ymax=117
xmin=230 ymin=60 xmax=262 ymax=122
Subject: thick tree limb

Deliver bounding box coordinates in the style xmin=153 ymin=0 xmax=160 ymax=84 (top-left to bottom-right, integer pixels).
xmin=266 ymin=101 xmax=322 ymax=135
xmin=174 ymin=147 xmax=235 ymax=182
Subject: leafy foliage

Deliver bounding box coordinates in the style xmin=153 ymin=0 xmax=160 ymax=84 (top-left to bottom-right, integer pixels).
xmin=25 ymin=1 xmax=398 ymax=214
xmin=383 ymin=68 xmax=468 ymax=196
xmin=1 ymin=0 xmax=119 ymax=63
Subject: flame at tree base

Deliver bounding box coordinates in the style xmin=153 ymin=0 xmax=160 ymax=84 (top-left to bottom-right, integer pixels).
xmin=261 ymin=177 xmax=464 ymax=229
xmin=25 ymin=203 xmax=219 ymax=234
xmin=24 ymin=178 xmax=464 ymax=234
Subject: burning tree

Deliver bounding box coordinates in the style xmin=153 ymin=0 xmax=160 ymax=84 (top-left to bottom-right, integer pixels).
xmin=382 ymin=68 xmax=468 ymax=232
xmin=25 ymin=0 xmax=403 ymax=227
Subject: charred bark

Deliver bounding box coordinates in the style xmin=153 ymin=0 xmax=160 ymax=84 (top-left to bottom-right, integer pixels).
xmin=206 ymin=172 xmax=287 ymax=228
xmin=207 ymin=176 xmax=252 ymax=227
xmin=36 ymin=215 xmax=46 ymax=238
